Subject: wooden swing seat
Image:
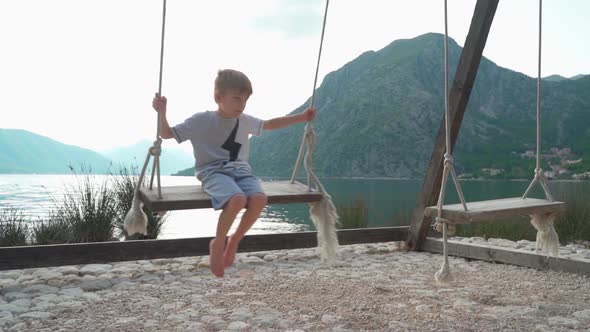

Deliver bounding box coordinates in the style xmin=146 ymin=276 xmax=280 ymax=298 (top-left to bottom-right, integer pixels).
xmin=424 ymin=197 xmax=565 ymax=224
xmin=139 ymin=180 xmax=323 ymax=211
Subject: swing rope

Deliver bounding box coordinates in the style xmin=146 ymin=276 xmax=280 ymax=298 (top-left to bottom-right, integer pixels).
xmin=433 ymin=0 xmax=470 ymax=284
xmin=124 ymin=0 xmax=167 ymax=236
xmin=144 ymin=0 xmax=167 ymax=200
xmin=290 ymin=0 xmax=330 ymax=191
xmin=288 ymin=0 xmax=339 ymax=263
xmin=522 ymin=0 xmax=554 ymax=202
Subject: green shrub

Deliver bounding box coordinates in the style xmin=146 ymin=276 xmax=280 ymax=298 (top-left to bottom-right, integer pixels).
xmin=554 ymin=190 xmax=590 ymax=244
xmin=337 ymin=199 xmax=368 ymax=229
xmin=456 ymin=217 xmax=535 ymax=242
xmin=54 ymin=168 xmax=118 ymax=243
xmin=32 ymin=215 xmax=72 ymax=245
xmin=0 ymin=208 xmax=29 ymax=247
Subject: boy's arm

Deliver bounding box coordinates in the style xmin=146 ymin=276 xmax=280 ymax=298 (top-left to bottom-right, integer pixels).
xmin=263 ymin=107 xmax=316 ymax=131
xmin=152 ymin=94 xmax=174 ymax=139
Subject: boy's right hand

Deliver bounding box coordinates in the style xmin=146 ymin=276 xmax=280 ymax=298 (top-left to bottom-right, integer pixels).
xmin=152 ymin=93 xmax=167 ymax=113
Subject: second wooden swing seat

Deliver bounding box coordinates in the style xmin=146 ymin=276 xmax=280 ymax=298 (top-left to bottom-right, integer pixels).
xmin=139 ymin=181 xmax=323 ymax=211
xmin=424 ymin=197 xmax=565 ymax=224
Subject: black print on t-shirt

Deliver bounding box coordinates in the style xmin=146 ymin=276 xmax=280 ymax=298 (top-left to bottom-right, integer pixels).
xmin=221 ymin=119 xmax=241 ymax=162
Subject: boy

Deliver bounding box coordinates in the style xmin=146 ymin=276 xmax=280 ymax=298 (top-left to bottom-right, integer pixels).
xmin=152 ymin=69 xmax=316 ymax=277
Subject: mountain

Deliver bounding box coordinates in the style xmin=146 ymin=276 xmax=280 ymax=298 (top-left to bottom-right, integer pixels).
xmin=102 ymin=139 xmax=194 ymax=175
xmin=543 ymin=74 xmax=568 ymax=82
xmin=172 ymin=33 xmax=590 ymax=179
xmin=249 ymin=33 xmax=590 ymax=179
xmin=544 ymin=74 xmax=589 ymax=82
xmin=0 ymin=129 xmax=112 ymax=174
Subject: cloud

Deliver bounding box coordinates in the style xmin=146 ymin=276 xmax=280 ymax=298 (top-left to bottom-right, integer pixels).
xmin=252 ymin=0 xmax=325 ymax=39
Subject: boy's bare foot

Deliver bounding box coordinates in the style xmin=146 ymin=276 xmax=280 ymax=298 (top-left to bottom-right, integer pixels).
xmin=223 ymin=235 xmax=240 ymax=268
xmin=209 ymin=238 xmax=224 ymax=278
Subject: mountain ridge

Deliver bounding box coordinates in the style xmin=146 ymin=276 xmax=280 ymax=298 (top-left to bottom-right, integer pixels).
xmin=0 ymin=129 xmax=194 ymax=175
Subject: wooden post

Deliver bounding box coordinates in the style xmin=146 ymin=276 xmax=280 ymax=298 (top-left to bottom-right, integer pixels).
xmin=407 ymin=0 xmax=499 ymax=251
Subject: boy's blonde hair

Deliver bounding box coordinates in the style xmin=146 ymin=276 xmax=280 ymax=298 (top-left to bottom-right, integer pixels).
xmin=215 ymin=69 xmax=253 ymax=96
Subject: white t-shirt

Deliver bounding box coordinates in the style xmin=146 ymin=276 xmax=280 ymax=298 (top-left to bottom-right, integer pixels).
xmin=172 ymin=111 xmax=264 ymax=176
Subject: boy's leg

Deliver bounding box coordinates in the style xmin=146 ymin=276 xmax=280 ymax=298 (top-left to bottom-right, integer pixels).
xmin=201 ymin=171 xmax=246 ymax=277
xmin=224 ymin=170 xmax=268 ymax=267
xmin=211 ymin=193 xmax=246 ymax=276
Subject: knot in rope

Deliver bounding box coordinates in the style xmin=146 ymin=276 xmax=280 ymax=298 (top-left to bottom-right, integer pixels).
xmin=149 ymin=138 xmax=163 ymax=157
xmin=443 ymin=153 xmax=454 ymax=168
xmin=433 ymin=217 xmax=456 ymax=235
xmin=435 ymin=216 xmax=451 ymax=224
xmin=534 ymin=168 xmax=544 ymax=178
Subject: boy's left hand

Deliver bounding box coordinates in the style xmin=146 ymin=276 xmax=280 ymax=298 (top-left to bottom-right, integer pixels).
xmin=303 ymin=107 xmax=317 ymax=122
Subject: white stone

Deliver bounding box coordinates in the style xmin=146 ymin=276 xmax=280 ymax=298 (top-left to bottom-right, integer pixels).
xmin=240 ymin=256 xmax=266 ymax=265
xmin=8 ymin=322 xmax=26 ymax=331
xmin=533 ymin=324 xmax=553 ymax=332
xmin=0 ymin=272 xmax=21 ymax=280
xmin=0 ymin=316 xmax=15 ymax=328
xmin=263 ymin=254 xmax=279 ymax=261
xmin=547 ymin=316 xmax=580 ymax=328
xmin=34 ymin=294 xmax=58 ymax=303
xmin=19 ymin=311 xmax=54 ymax=319
xmin=80 ymin=264 xmax=113 ymax=276
xmin=184 ymin=322 xmax=204 ymax=330
xmin=209 ymin=319 xmax=227 ymax=330
xmin=252 ymin=313 xmax=278 ymax=325
xmin=57 ymin=301 xmax=84 ymax=309
xmin=452 ymin=299 xmax=478 ymax=311
xmin=0 ymin=279 xmax=17 ymax=288
xmin=166 ymin=313 xmax=188 ymax=322
xmin=227 ymin=321 xmax=249 ymax=330
xmin=64 ymin=319 xmax=82 ymax=326
xmin=0 ymin=303 xmax=27 ymax=314
xmin=59 ymin=287 xmax=84 ymax=297
xmin=30 ymin=301 xmax=52 ymax=311
xmin=112 ymin=281 xmax=137 ymax=291
xmin=35 ymin=271 xmax=63 ymax=281
xmin=54 ymin=266 xmax=80 ymax=275
xmin=416 ymin=305 xmax=432 ymax=312
xmin=0 ymin=311 xmax=13 ymax=319
xmin=388 ymin=320 xmax=410 ymax=329
xmin=31 ymin=268 xmax=51 ymax=277
xmin=21 ymin=284 xmax=59 ymax=294
xmin=321 ymin=314 xmax=339 ymax=324
xmin=573 ymin=309 xmax=590 ymax=321
xmin=9 ymin=299 xmax=31 ymax=308
xmin=79 ymin=279 xmax=112 ymax=291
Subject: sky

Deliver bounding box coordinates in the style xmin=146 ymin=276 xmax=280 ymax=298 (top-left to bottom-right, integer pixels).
xmin=1 ymin=0 xmax=588 ymax=153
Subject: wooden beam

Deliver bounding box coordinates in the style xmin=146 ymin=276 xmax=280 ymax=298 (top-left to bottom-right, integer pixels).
xmin=0 ymin=226 xmax=408 ymax=270
xmin=407 ymin=0 xmax=499 ymax=250
xmin=423 ymin=238 xmax=590 ymax=276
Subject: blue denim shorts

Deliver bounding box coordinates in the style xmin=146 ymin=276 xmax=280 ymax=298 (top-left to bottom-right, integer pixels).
xmin=197 ymin=163 xmax=264 ymax=210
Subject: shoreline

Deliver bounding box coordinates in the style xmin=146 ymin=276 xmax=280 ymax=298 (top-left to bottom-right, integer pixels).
xmin=2 ymin=172 xmax=589 ymax=182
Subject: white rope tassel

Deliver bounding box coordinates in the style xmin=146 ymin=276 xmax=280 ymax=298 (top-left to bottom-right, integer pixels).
xmin=124 ymin=196 xmax=148 ymax=236
xmin=303 ymin=124 xmax=339 ymax=263
xmin=124 ymin=138 xmax=162 ymax=236
xmin=434 ymin=219 xmax=454 ymax=285
xmin=530 ymin=212 xmax=559 ymax=257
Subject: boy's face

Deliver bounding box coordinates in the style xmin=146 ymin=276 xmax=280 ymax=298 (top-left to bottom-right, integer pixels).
xmin=215 ymin=89 xmax=250 ymax=118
